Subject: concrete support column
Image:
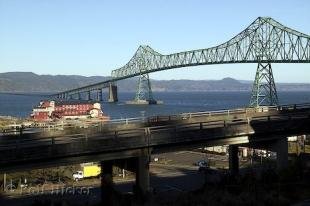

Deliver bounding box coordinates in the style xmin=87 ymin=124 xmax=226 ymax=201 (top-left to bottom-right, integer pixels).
xmin=86 ymin=91 xmax=91 ymax=101
xmin=3 ymin=173 xmax=6 ymax=191
xmin=108 ymin=83 xmax=118 ymax=102
xmin=78 ymin=93 xmax=82 ymax=100
xmin=274 ymin=138 xmax=288 ymax=171
xmin=100 ymin=160 xmax=114 ymax=206
xmin=229 ymin=145 xmax=239 ymax=176
xmin=97 ymin=89 xmax=103 ymax=101
xmin=135 ymin=155 xmax=150 ymax=197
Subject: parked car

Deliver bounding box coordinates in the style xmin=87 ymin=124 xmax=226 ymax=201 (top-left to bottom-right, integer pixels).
xmin=196 ymin=160 xmax=209 ymax=172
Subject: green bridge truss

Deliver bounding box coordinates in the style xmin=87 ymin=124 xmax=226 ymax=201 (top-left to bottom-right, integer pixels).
xmin=57 ymin=17 xmax=310 ymax=107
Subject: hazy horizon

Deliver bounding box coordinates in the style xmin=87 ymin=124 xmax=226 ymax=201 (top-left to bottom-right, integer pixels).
xmin=1 ymin=71 xmax=310 ymax=84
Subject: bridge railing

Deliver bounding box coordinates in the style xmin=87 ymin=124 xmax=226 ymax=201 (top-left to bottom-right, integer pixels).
xmin=276 ymin=103 xmax=310 ymax=110
xmin=146 ymin=108 xmax=250 ymax=123
xmin=108 ymin=117 xmax=144 ymax=124
xmin=0 ymin=127 xmax=41 ymax=136
xmin=147 ymin=103 xmax=310 ymax=123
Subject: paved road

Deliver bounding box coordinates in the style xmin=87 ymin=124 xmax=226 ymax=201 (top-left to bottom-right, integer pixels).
xmin=0 ymin=151 xmax=207 ymax=206
xmin=1 ymin=150 xmax=263 ymax=206
xmin=114 ymin=163 xmax=205 ymax=194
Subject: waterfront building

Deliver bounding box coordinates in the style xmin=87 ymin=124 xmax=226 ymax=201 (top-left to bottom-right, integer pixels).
xmin=31 ymin=100 xmax=108 ymax=121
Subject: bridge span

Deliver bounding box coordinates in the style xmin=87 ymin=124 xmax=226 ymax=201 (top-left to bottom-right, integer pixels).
xmin=1 ymin=103 xmax=310 ymax=201
xmin=53 ymin=17 xmax=310 ymax=106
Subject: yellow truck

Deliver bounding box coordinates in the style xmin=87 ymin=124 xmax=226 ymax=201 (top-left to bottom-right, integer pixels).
xmin=73 ymin=163 xmax=101 ymax=181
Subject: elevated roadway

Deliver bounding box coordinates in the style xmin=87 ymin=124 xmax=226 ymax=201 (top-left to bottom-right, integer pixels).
xmin=0 ymin=103 xmax=309 ymax=172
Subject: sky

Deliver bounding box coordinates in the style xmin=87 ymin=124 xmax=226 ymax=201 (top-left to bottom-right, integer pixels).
xmin=0 ymin=0 xmax=309 ymax=83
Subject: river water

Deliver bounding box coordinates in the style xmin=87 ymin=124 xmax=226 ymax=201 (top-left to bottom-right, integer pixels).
xmin=0 ymin=91 xmax=310 ymax=119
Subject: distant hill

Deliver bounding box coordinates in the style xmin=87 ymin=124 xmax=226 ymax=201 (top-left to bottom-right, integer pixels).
xmin=150 ymin=77 xmax=250 ymax=92
xmin=0 ymin=72 xmax=109 ymax=92
xmin=0 ymin=72 xmax=309 ymax=92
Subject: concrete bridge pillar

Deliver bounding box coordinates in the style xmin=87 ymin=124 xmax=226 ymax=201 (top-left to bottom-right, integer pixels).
xmin=78 ymin=92 xmax=82 ymax=100
xmin=100 ymin=160 xmax=114 ymax=206
xmin=135 ymin=155 xmax=150 ymax=195
xmin=133 ymin=150 xmax=150 ymax=202
xmin=86 ymin=91 xmax=91 ymax=101
xmin=229 ymin=145 xmax=239 ymax=176
xmin=274 ymin=138 xmax=288 ymax=171
xmin=108 ymin=82 xmax=118 ymax=102
xmin=97 ymin=89 xmax=103 ymax=101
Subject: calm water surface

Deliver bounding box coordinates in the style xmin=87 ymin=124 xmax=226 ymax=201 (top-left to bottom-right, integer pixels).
xmin=0 ymin=91 xmax=310 ymax=119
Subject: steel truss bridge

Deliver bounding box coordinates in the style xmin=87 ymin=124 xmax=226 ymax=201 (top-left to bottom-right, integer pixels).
xmin=54 ymin=17 xmax=310 ymax=107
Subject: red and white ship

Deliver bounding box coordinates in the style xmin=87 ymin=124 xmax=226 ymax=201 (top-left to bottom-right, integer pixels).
xmin=31 ymin=100 xmax=109 ymax=122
